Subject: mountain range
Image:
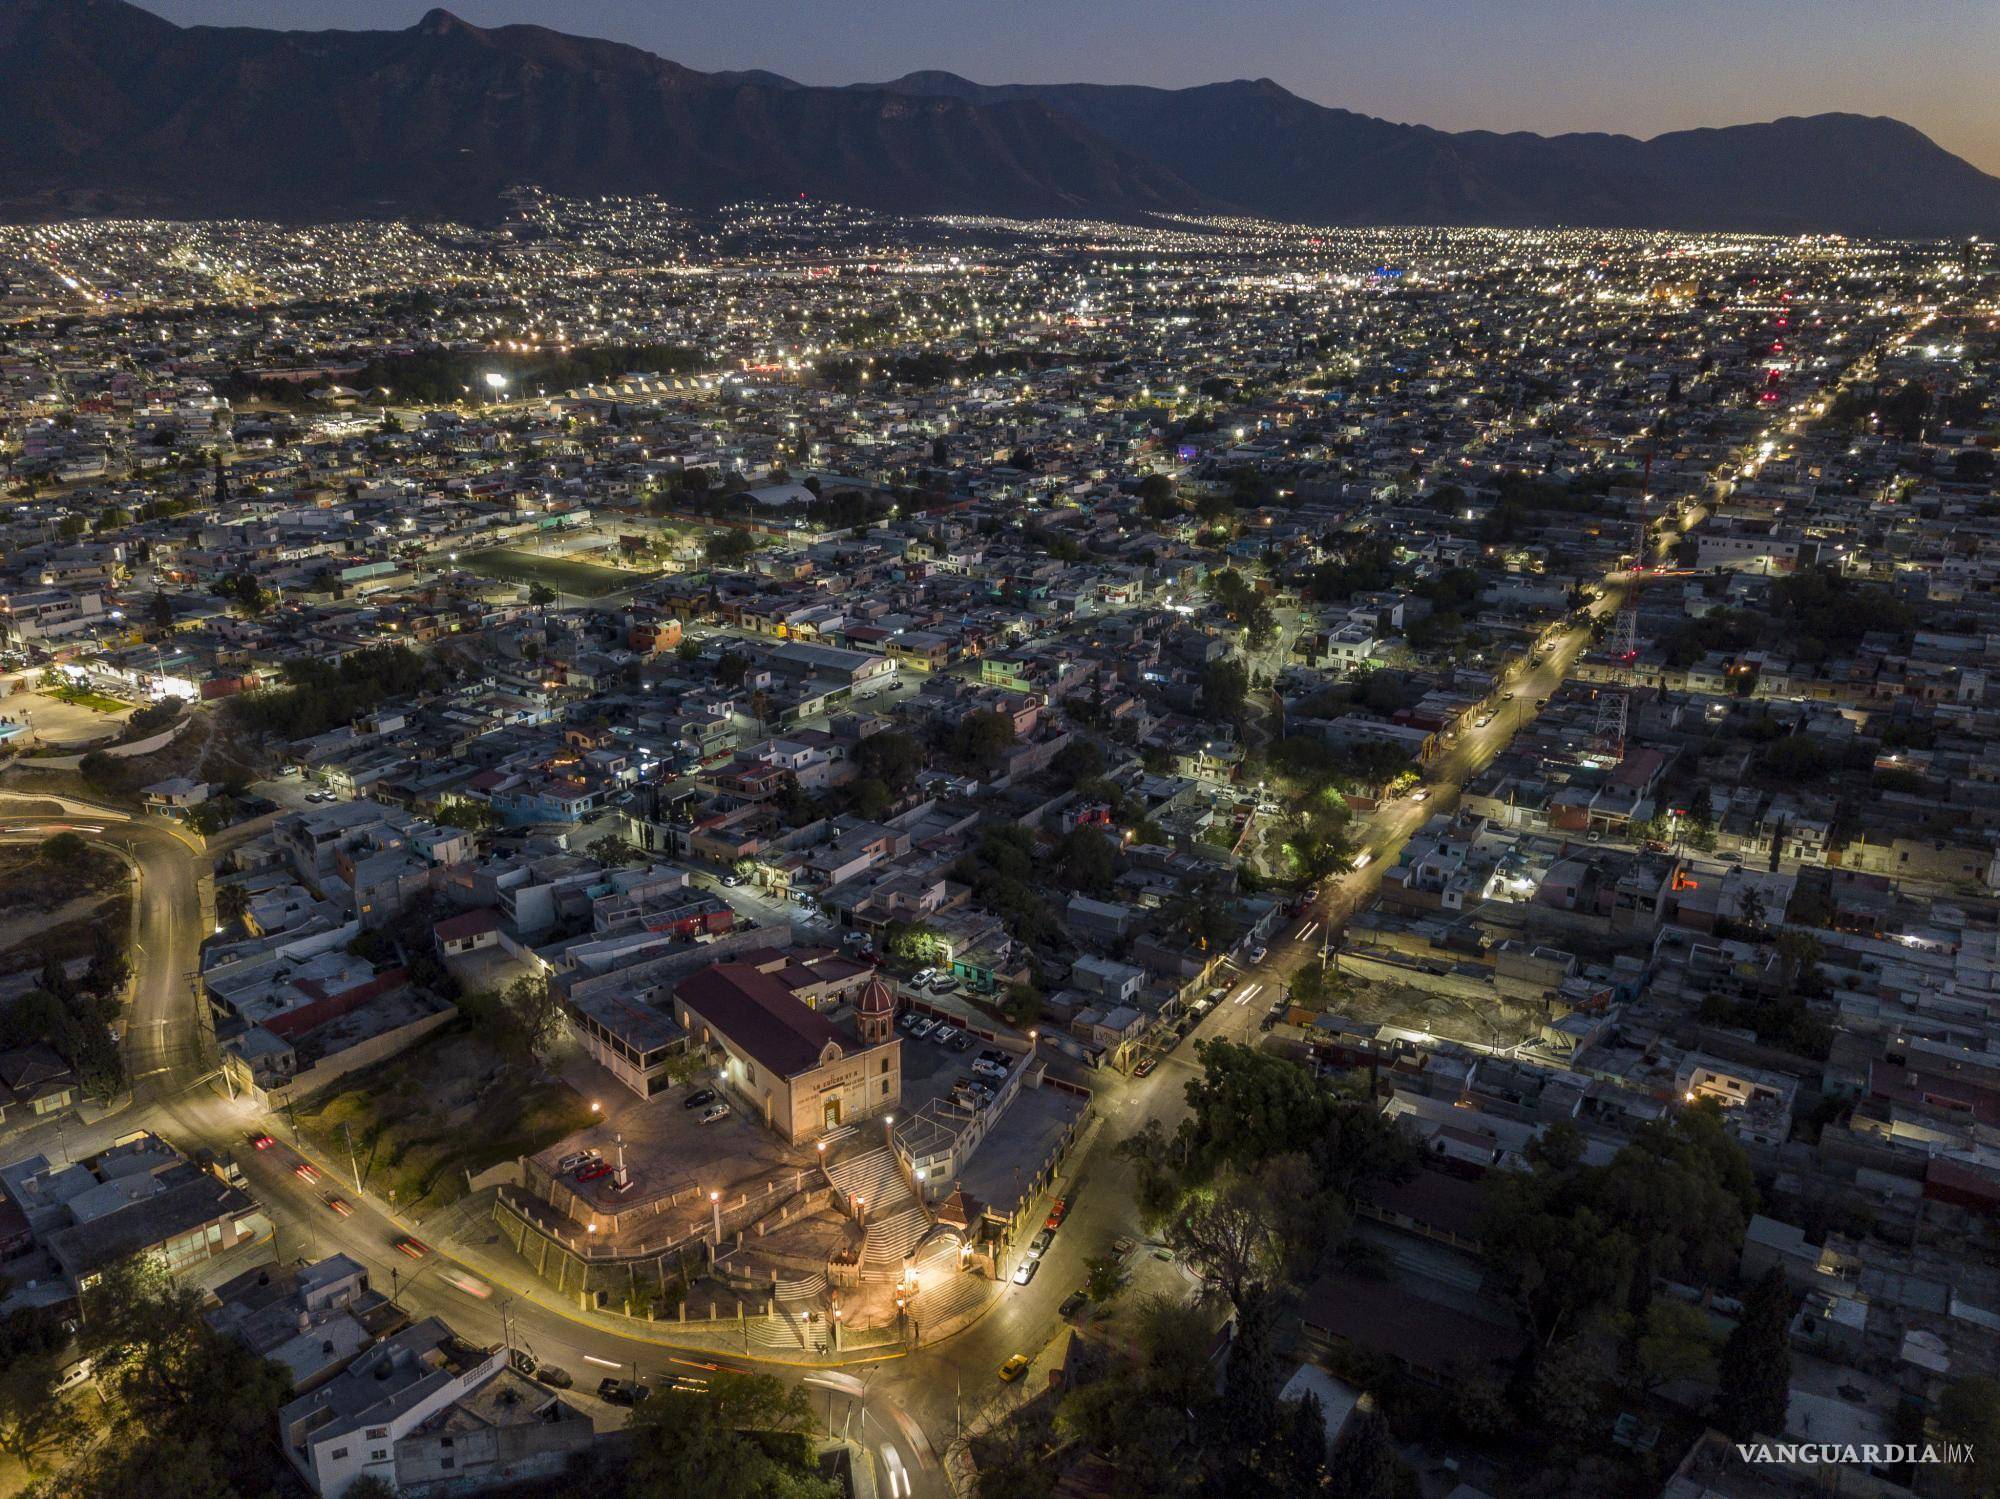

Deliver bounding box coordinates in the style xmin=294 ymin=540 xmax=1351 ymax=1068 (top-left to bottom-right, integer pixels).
xmin=4 ymin=0 xmax=1998 ymax=237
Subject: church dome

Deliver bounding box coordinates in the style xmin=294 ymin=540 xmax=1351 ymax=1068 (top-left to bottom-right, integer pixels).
xmin=857 ymin=974 xmax=897 ymax=1017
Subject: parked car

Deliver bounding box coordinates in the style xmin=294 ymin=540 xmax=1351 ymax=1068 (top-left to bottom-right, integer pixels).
xmin=1246 ymin=945 xmax=1268 ymax=965
xmin=930 ymin=1025 xmax=957 ymax=1046
xmin=929 ymin=976 xmax=959 ymax=994
xmin=556 ymin=1151 xmax=599 ymax=1173
xmin=720 ymin=873 xmax=743 ymax=887
xmin=534 ymin=1365 xmax=574 ymax=1390
xmin=1011 ymin=1257 xmax=1040 ymax=1286
xmin=1059 ymin=1291 xmax=1088 ymax=1319
xmin=577 ymin=1162 xmax=614 ymax=1182
xmin=700 ymin=1102 xmax=732 ymax=1125
xmin=909 ymin=1018 xmax=937 ymax=1041
xmin=682 ymin=1088 xmax=716 ymax=1110
xmin=1133 ymin=1057 xmax=1158 ymax=1078
xmin=912 ymin=968 xmax=935 ymax=985
xmin=1045 ymin=1198 xmax=1069 ymax=1231
xmin=1029 ymin=1229 xmax=1054 ymax=1257
xmin=948 ymin=1034 xmax=972 ymax=1053
xmin=972 ymin=1059 xmax=1008 ymax=1080
xmin=998 ymin=1354 xmax=1030 ymax=1382
xmin=597 ymin=1378 xmax=650 ymax=1407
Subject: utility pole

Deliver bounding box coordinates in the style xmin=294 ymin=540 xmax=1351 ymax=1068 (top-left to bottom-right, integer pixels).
xmin=341 ymin=1121 xmax=361 ymax=1192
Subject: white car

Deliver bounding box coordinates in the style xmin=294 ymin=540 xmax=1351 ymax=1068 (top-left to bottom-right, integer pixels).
xmin=931 ymin=1025 xmax=958 ymax=1046
xmin=700 ymin=1102 xmax=732 ymax=1124
xmin=912 ymin=968 xmax=935 ymax=985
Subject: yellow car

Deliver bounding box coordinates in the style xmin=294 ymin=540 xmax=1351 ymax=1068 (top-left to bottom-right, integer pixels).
xmin=998 ymin=1354 xmax=1030 ymax=1383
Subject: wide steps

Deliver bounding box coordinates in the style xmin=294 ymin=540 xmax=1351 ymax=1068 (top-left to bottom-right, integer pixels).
xmin=861 ymin=1204 xmax=930 ymax=1266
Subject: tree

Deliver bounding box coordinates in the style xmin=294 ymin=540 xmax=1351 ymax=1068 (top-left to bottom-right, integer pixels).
xmin=38 ymin=831 xmax=90 ymax=866
xmin=501 ymin=974 xmax=564 ymax=1063
xmin=1714 ymin=1269 xmax=1793 ymax=1440
xmin=953 ymin=710 xmax=1017 ymax=764
xmin=1201 ymin=658 xmax=1249 ymax=721
xmin=1634 ymin=1298 xmax=1718 ymax=1394
xmin=1215 ymin=1284 xmax=1285 ymax=1471
xmin=703 ymin=529 xmax=758 ymax=566
xmin=64 ymin=1256 xmax=295 ymax=1499
xmin=1169 ymin=1171 xmax=1280 ymax=1312
xmin=1083 ymin=1253 xmax=1124 ymax=1305
xmin=849 ymin=778 xmax=893 ymax=820
xmin=1531 ymin=1331 xmax=1616 ymax=1442
xmin=1054 ymin=826 xmax=1115 ymax=893
xmin=0 ymin=1309 xmax=86 ymax=1480
xmin=624 ymin=1370 xmax=837 ymax=1499
xmin=1324 ymin=1397 xmax=1405 ymax=1499
xmin=1179 ymin=1041 xmax=1333 ymax=1180
xmin=854 ymin=730 xmax=924 ymax=793
xmin=526 ymin=580 xmax=557 ymax=612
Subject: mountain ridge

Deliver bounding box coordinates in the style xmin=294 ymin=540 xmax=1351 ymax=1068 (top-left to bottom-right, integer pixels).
xmin=2 ymin=1 xmax=1997 ymax=236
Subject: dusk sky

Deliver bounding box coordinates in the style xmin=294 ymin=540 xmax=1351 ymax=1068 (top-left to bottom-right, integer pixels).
xmin=145 ymin=0 xmax=2000 ymax=174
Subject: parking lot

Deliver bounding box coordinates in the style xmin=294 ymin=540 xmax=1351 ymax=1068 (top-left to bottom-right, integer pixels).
xmin=529 ymin=1070 xmax=816 ymax=1249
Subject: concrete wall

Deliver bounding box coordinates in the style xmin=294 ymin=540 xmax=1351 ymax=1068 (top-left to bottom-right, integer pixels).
xmin=256 ymin=1006 xmax=457 ymax=1110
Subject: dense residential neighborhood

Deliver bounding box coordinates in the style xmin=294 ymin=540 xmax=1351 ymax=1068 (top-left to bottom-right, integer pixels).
xmin=0 ymin=198 xmax=1997 ymax=1499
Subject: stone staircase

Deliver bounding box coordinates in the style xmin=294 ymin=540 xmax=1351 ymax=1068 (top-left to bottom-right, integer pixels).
xmin=910 ymin=1266 xmax=991 ymax=1328
xmin=861 ymin=1204 xmax=930 ymax=1272
xmin=823 ymin=1144 xmax=932 ymax=1279
xmin=747 ymin=1304 xmax=820 ymax=1353
xmin=821 ymin=1145 xmax=909 ymax=1209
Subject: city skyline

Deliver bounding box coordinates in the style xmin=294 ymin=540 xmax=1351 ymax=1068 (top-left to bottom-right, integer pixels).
xmin=142 ymin=0 xmax=2000 ymax=175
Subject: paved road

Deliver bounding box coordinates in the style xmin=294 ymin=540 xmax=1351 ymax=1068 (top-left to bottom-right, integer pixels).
xmin=0 ymin=791 xmax=943 ymax=1496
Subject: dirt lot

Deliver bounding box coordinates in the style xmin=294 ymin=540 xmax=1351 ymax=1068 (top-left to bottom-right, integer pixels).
xmin=463 ymin=546 xmax=659 ymax=598
xmin=291 ymin=1022 xmax=595 ymax=1220
xmin=1322 ymin=974 xmax=1541 ymax=1052
xmin=0 ymin=839 xmax=127 ymax=914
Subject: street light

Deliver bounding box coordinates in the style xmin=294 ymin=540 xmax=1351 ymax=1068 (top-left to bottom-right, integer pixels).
xmin=484 ymin=371 xmax=509 ymax=399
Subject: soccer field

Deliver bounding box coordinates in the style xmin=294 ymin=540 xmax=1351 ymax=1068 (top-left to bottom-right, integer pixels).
xmin=461 ymin=547 xmax=658 ymax=597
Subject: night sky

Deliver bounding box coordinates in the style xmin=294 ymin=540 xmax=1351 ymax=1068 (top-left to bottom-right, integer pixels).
xmin=143 ymin=0 xmax=2000 ymax=175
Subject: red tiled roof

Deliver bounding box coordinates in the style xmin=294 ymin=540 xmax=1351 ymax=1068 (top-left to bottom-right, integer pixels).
xmin=675 ymin=962 xmax=854 ymax=1078
xmin=433 ymin=907 xmax=503 ymax=942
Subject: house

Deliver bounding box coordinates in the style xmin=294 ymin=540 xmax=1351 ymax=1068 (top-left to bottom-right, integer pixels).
xmin=0 ymin=1131 xmax=268 ymax=1295
xmin=142 ymin=776 xmax=212 ymax=813
xmin=0 ymin=1044 xmax=78 ymax=1129
xmin=207 ymin=1254 xmax=389 ymax=1392
xmin=279 ymin=1316 xmax=592 ymax=1499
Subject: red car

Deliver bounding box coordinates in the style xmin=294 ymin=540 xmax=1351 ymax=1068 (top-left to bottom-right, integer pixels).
xmin=248 ymin=1132 xmax=274 ymax=1150
xmin=1045 ymin=1197 xmax=1069 ymax=1231
xmin=1134 ymin=1057 xmax=1158 ymax=1078
xmin=293 ymin=1161 xmax=320 ymax=1183
xmin=322 ymin=1195 xmax=353 ymax=1218
xmin=394 ymin=1237 xmax=431 ymax=1260
xmin=577 ymin=1162 xmax=614 ymax=1182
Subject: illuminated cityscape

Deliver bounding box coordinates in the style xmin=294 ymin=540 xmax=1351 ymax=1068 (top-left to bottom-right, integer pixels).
xmin=1 ymin=17 xmax=2000 ymax=1499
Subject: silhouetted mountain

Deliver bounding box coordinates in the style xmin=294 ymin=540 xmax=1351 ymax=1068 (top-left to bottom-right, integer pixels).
xmin=3 ymin=1 xmax=1998 ymax=236
xmin=864 ymin=71 xmax=2000 ymax=237
xmin=0 ymin=0 xmax=1205 ymax=221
